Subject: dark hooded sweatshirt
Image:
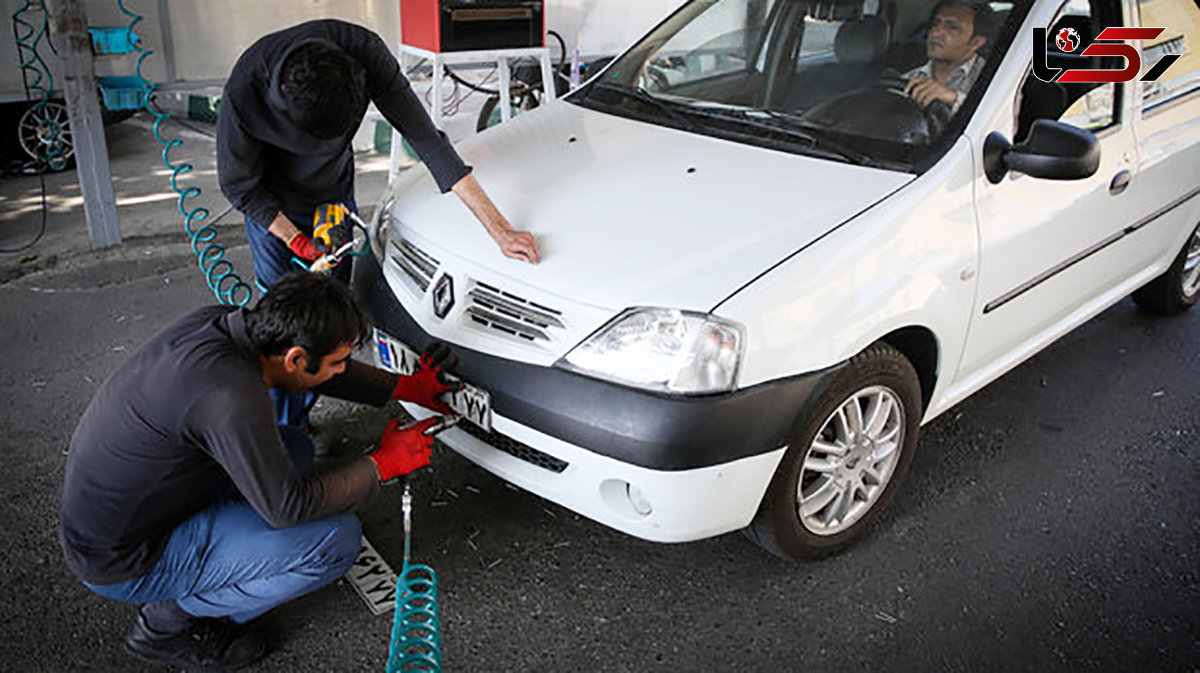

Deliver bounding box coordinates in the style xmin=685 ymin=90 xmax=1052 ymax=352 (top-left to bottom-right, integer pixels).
xmin=217 ymin=19 xmax=471 ymax=229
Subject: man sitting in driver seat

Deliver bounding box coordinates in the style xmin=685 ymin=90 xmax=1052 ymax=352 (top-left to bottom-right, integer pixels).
xmin=904 ymin=0 xmax=995 ymax=114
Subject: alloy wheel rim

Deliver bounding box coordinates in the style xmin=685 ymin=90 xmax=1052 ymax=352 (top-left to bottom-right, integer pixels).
xmin=796 ymin=385 xmax=905 ymax=536
xmin=19 ymin=102 xmax=74 ymax=163
xmin=1182 ymin=226 xmax=1200 ymax=298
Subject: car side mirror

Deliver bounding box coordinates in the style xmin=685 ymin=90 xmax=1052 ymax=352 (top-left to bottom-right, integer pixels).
xmin=983 ymin=119 xmax=1100 ymax=184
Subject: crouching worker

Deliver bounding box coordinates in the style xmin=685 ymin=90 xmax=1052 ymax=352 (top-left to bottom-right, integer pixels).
xmin=59 ymin=272 xmax=456 ymax=671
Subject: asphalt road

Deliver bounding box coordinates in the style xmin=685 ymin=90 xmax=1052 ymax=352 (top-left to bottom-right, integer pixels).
xmin=0 ymin=242 xmax=1195 ymax=672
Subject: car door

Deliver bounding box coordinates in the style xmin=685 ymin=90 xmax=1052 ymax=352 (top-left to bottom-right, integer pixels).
xmin=957 ymin=0 xmax=1145 ymax=385
xmin=1127 ymin=0 xmax=1200 ymax=272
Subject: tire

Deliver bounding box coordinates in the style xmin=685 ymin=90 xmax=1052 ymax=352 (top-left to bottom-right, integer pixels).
xmin=475 ymin=92 xmax=540 ymax=133
xmin=475 ymin=96 xmax=503 ymax=133
xmin=747 ymin=342 xmax=923 ymax=561
xmin=1132 ymin=222 xmax=1200 ymax=316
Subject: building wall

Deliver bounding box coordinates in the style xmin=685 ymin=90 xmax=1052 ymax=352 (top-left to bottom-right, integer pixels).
xmin=550 ymin=0 xmax=684 ymax=58
xmin=4 ymin=0 xmax=685 ymax=99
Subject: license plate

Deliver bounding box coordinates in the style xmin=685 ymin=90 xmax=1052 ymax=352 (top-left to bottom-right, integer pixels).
xmin=373 ymin=328 xmax=492 ymax=432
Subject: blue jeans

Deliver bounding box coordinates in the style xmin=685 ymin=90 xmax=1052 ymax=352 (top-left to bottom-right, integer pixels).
xmin=244 ymin=205 xmax=356 ymax=429
xmin=84 ymin=427 xmax=361 ymax=623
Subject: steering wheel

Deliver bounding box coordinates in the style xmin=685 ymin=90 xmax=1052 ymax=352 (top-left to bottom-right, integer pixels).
xmin=799 ymin=87 xmax=933 ymax=145
xmin=877 ymin=68 xmax=952 ymax=137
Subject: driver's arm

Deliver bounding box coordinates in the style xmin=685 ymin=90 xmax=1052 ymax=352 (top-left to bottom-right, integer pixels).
xmin=904 ymin=76 xmax=959 ymax=111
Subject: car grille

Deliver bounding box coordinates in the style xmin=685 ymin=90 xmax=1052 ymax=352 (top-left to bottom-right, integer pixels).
xmin=466 ymin=282 xmax=565 ymax=342
xmin=388 ymin=237 xmax=439 ymax=292
xmin=457 ymin=420 xmax=569 ymax=473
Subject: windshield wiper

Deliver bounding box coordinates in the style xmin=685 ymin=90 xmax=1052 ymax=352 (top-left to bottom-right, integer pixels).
xmin=684 ymin=105 xmax=873 ymax=166
xmin=584 ymin=85 xmax=876 ymax=167
xmin=586 ymin=81 xmax=702 ymax=132
xmin=754 ymin=110 xmax=873 ymax=163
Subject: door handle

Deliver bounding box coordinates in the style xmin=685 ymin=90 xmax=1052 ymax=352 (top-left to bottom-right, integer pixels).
xmin=1109 ymin=170 xmax=1131 ymax=195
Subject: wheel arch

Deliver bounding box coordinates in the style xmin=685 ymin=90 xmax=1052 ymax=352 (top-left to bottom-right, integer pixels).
xmin=878 ymin=325 xmax=939 ymax=414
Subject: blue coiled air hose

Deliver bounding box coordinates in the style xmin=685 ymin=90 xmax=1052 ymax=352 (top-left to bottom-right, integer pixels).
xmin=117 ymin=0 xmax=253 ymax=306
xmin=11 ymin=0 xmax=68 ymax=172
xmin=388 ymin=482 xmax=443 ymax=672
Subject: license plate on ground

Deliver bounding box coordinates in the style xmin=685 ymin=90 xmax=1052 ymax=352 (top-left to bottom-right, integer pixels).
xmin=374 ymin=328 xmax=492 ymax=432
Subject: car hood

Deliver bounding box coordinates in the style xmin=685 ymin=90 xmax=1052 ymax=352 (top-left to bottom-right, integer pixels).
xmin=387 ymin=101 xmax=912 ymax=312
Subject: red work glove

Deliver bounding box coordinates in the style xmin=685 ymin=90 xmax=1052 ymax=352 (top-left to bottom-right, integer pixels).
xmin=393 ymin=342 xmax=461 ymax=413
xmin=370 ymin=417 xmax=439 ymax=483
xmin=286 ymin=231 xmax=322 ymax=261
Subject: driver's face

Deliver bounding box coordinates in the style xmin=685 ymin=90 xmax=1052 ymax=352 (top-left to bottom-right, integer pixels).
xmin=927 ymin=5 xmax=983 ymax=66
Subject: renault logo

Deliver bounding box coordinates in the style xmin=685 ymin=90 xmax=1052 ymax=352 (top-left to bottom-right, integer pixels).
xmin=432 ymin=274 xmax=455 ymax=319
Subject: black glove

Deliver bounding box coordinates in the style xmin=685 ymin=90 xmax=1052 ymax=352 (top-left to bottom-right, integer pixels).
xmin=420 ymin=341 xmax=457 ymax=371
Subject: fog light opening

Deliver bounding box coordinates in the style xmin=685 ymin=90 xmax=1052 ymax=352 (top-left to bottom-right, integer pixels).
xmin=599 ymin=479 xmax=654 ymax=521
xmin=627 ymin=483 xmax=653 ymax=517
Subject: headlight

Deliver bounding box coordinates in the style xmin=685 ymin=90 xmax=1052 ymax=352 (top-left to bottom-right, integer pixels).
xmin=557 ymin=307 xmax=744 ymax=394
xmin=370 ymin=195 xmax=395 ymax=259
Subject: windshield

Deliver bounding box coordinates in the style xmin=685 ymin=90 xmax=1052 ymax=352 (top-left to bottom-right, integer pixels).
xmin=574 ymin=0 xmax=1027 ymax=169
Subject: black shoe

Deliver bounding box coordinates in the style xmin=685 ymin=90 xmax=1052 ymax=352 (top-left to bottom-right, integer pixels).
xmin=124 ymin=612 xmax=267 ymax=671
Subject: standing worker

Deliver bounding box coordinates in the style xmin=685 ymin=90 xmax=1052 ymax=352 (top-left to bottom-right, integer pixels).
xmin=217 ymin=19 xmax=540 ymax=428
xmin=217 ymin=18 xmax=541 ymax=281
xmin=60 ymin=272 xmax=455 ymax=671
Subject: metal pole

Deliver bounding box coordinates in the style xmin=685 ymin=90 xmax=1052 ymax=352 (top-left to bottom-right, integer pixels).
xmin=498 ymin=56 xmax=511 ymax=123
xmin=156 ymin=0 xmax=177 ymax=84
xmin=45 ymin=0 xmax=121 ymax=249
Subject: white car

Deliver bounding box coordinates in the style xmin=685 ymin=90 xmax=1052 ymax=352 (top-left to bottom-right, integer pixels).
xmin=355 ymin=0 xmax=1199 ymax=560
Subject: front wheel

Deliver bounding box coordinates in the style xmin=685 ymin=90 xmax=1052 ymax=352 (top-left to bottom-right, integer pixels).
xmin=1132 ymin=222 xmax=1200 ymax=315
xmin=747 ymin=342 xmax=922 ymax=560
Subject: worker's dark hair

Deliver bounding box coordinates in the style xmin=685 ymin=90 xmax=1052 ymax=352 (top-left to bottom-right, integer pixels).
xmin=279 ymin=40 xmax=367 ymax=140
xmin=931 ymin=0 xmax=996 ymax=41
xmin=245 ymin=272 xmax=369 ymax=374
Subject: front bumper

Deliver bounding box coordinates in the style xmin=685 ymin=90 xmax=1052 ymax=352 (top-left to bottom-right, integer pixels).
xmin=353 ymin=253 xmax=840 ymax=540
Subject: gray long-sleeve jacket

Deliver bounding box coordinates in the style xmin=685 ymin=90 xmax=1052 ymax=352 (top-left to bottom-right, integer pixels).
xmin=217 ymin=19 xmax=470 ymax=228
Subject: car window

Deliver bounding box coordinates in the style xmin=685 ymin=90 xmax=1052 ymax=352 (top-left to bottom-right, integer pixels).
xmin=1016 ymin=0 xmax=1123 ymax=140
xmin=797 ymin=16 xmax=841 ymax=60
xmin=1058 ymin=83 xmax=1115 ymax=129
xmin=576 ymin=0 xmax=1031 ymax=171
xmin=1138 ymin=0 xmax=1200 ymax=111
xmin=639 ymin=0 xmax=781 ymax=89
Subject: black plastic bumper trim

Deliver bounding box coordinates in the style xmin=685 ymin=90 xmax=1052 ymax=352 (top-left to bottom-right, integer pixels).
xmin=457 ymin=420 xmax=569 ymax=473
xmin=353 ymin=253 xmax=841 ymax=471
